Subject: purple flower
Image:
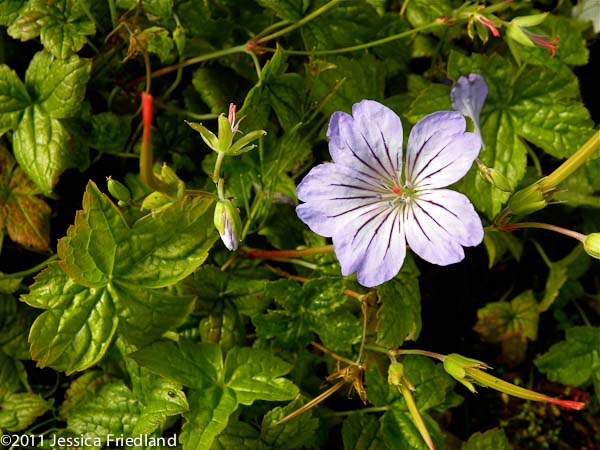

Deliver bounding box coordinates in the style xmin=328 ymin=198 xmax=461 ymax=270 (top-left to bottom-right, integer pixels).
xmin=451 ymin=74 xmax=488 ymax=145
xmin=296 ymin=100 xmax=484 ymax=287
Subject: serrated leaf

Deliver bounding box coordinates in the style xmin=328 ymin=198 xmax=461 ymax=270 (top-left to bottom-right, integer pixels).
xmin=131 ymin=340 xmax=223 ymax=390
xmin=23 ymin=263 xmax=119 ymax=373
xmin=8 ymin=0 xmax=96 ymax=59
xmin=0 ymin=146 xmax=50 ymax=251
xmin=462 ymin=428 xmax=513 ymax=450
xmin=0 ymin=65 xmax=30 ymax=136
xmin=58 ymin=181 xmax=217 ymax=288
xmin=381 ymin=407 xmax=444 ymax=450
xmin=308 ymin=53 xmax=386 ymax=116
xmin=13 ymin=104 xmax=85 ymax=196
xmin=25 ymin=51 xmax=91 ymax=118
xmin=376 ymin=257 xmax=421 ymax=348
xmin=143 ymin=26 xmax=174 ymax=63
xmin=261 ymin=397 xmax=319 ymax=449
xmin=0 ymin=351 xmax=24 ymax=393
xmin=535 ymin=326 xmax=600 ymax=388
xmin=60 ymin=370 xmax=113 ymax=418
xmin=0 ymin=0 xmax=26 ymax=26
xmin=88 ymin=112 xmax=132 ymax=152
xmin=403 ymin=356 xmax=461 ymax=412
xmin=0 ymin=294 xmax=35 ymax=359
xmin=210 ymin=419 xmax=260 ymax=450
xmin=0 ymin=390 xmax=50 ymax=432
xmin=448 ymin=52 xmax=595 ymax=218
xmin=256 ymin=0 xmax=309 ymax=21
xmin=405 ymin=83 xmax=452 ymax=124
xmin=474 ymin=290 xmax=539 ymax=366
xmin=301 ymin=1 xmax=381 ymax=50
xmin=67 ymin=381 xmax=142 ymax=441
xmin=132 ymin=377 xmax=189 ymax=436
xmin=342 ymin=413 xmax=386 ymax=450
xmin=223 ymin=346 xmax=298 ymax=404
xmin=238 ymin=46 xmax=304 ymax=132
xmin=181 ymin=387 xmax=238 ymax=450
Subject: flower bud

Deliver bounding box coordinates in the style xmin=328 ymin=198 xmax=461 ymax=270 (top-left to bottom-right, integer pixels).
xmin=387 ymin=362 xmax=405 ymax=386
xmin=443 ymin=353 xmax=491 ymax=393
xmin=214 ymin=199 xmax=242 ymax=251
xmin=506 ymin=182 xmax=547 ymax=216
xmin=477 ymin=163 xmax=512 ymax=192
xmin=107 ymin=176 xmax=131 ymax=202
xmin=583 ymin=233 xmax=600 ymax=259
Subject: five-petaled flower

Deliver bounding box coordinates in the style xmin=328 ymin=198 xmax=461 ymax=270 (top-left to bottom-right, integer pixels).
xmin=296 ymin=100 xmax=484 ymax=287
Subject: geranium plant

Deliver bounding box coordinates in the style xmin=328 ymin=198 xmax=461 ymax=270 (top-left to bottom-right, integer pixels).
xmin=0 ymin=1 xmax=598 ymax=449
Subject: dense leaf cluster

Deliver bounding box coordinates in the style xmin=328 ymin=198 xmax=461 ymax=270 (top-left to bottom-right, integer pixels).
xmin=0 ymin=1 xmax=598 ymax=449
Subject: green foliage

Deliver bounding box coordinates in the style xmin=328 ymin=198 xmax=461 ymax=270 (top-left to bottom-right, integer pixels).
xmin=0 ymin=1 xmax=597 ymax=448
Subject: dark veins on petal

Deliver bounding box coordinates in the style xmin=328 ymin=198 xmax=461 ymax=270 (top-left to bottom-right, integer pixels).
xmin=345 ymin=139 xmax=394 ymax=182
xmin=352 ymin=207 xmax=398 ymax=261
xmin=412 ymin=199 xmax=451 ymax=239
xmin=359 ymin=131 xmax=396 ymax=180
xmin=412 ymin=141 xmax=454 ymax=186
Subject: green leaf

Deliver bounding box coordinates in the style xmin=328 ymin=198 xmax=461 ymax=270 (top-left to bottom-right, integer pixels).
xmin=0 ymin=294 xmax=36 ymax=359
xmin=301 ymin=1 xmax=381 ymax=50
xmin=210 ymin=419 xmax=260 ymax=450
xmin=448 ymin=52 xmax=595 ymax=218
xmin=342 ymin=413 xmax=387 ymax=450
xmin=483 ymin=229 xmax=523 ymax=268
xmin=0 ymin=0 xmax=26 ymax=26
xmin=192 ymin=67 xmax=234 ymax=114
xmin=535 ymin=326 xmax=600 ymax=388
xmin=405 ymin=82 xmax=452 ymax=124
xmin=0 ymin=65 xmax=30 ymax=136
xmin=256 ymin=0 xmax=309 ymax=21
xmin=405 ymin=0 xmax=451 ymax=28
xmin=181 ymin=387 xmax=238 ymax=450
xmin=261 ymin=397 xmax=320 ymax=449
xmin=0 ymin=350 xmax=24 ymax=393
xmin=308 ymin=53 xmax=386 ymax=116
xmin=381 ymin=407 xmax=444 ymax=450
xmin=462 ymin=428 xmax=513 ymax=450
xmin=88 ymin=112 xmax=132 ymax=152
xmin=473 ymin=290 xmax=539 ymax=365
xmin=117 ymin=0 xmax=173 ymax=18
xmin=376 ymin=256 xmax=421 ymax=348
xmin=6 ymin=51 xmax=91 ymax=194
xmin=0 ymin=390 xmax=50 ymax=432
xmin=514 ymin=15 xmax=589 ymax=67
xmin=67 ymin=381 xmax=142 ymax=441
xmin=143 ymin=26 xmax=175 ymax=63
xmin=23 ymin=263 xmax=119 ymax=374
xmin=238 ymin=46 xmax=305 ymax=132
xmin=223 ymin=346 xmax=299 ymax=404
xmin=130 ymin=340 xmax=223 ymax=390
xmin=402 ymin=356 xmax=461 ymax=412
xmin=132 ymin=377 xmax=189 ymax=436
xmin=0 ymin=146 xmax=51 ymax=251
xmin=8 ymin=0 xmax=96 ymax=59
xmin=58 ymin=181 xmax=217 ymax=288
xmin=26 ymin=51 xmax=91 ymax=119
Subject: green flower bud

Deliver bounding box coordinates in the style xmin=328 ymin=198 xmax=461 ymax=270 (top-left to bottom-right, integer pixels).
xmin=107 ymin=176 xmax=131 ymax=202
xmin=506 ymin=182 xmax=547 ymax=216
xmin=477 ymin=163 xmax=513 ymax=193
xmin=442 ymin=353 xmax=491 ymax=393
xmin=387 ymin=362 xmax=404 ymax=386
xmin=214 ymin=199 xmax=242 ymax=251
xmin=583 ymin=233 xmax=600 ymax=259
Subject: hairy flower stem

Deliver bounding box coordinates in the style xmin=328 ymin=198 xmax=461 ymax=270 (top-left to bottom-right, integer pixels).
xmin=499 ymin=222 xmax=586 ymax=242
xmin=539 ymin=131 xmax=600 ymax=190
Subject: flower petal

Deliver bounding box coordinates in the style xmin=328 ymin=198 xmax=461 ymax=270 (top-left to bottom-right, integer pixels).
xmin=404 ymin=189 xmax=483 ymax=266
xmin=405 ymin=111 xmax=481 ymax=189
xmin=296 ymin=162 xmax=389 ymax=237
xmin=451 ymin=73 xmax=488 ymax=142
xmin=332 ymin=205 xmax=406 ymax=287
xmin=327 ymin=100 xmax=403 ymax=183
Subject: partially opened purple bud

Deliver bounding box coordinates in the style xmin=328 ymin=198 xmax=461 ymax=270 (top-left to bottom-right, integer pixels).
xmin=451 ymin=73 xmax=488 ymax=147
xmin=296 ymin=100 xmax=484 ymax=287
